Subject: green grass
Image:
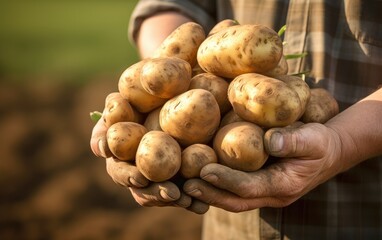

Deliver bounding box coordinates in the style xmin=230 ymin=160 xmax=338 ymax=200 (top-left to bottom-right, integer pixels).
xmin=0 ymin=0 xmax=140 ymax=83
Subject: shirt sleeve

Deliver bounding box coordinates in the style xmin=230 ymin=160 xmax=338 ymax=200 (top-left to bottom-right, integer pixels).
xmin=128 ymin=0 xmax=217 ymax=45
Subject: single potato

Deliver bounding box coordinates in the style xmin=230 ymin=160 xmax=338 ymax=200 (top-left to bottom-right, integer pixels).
xmin=197 ymin=24 xmax=283 ymax=78
xmin=160 ymin=89 xmax=221 ymax=146
xmin=189 ymin=72 xmax=232 ymax=115
xmin=207 ymin=19 xmax=240 ymax=37
xmin=220 ymin=109 xmax=245 ymax=128
xmin=140 ymin=57 xmax=192 ymax=99
xmin=143 ymin=107 xmax=162 ymax=131
xmin=152 ymin=22 xmax=206 ymax=67
xmin=180 ymin=144 xmax=218 ymax=179
xmin=106 ymin=122 xmax=148 ymax=161
xmin=228 ymin=73 xmax=303 ymax=128
xmin=213 ymin=121 xmax=269 ymax=171
xmin=301 ymin=88 xmax=339 ymax=123
xmin=136 ymin=131 xmax=182 ymax=182
xmin=102 ymin=92 xmax=135 ymax=128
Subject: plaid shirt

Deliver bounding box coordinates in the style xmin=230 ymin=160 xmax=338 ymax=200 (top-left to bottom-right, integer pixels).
xmin=130 ymin=0 xmax=382 ymax=239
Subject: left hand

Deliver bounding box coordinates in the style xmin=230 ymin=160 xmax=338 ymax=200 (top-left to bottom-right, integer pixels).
xmin=183 ymin=123 xmax=345 ymax=212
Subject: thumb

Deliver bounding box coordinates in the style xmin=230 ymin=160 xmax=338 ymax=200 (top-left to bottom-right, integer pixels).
xmin=264 ymin=123 xmax=323 ymax=158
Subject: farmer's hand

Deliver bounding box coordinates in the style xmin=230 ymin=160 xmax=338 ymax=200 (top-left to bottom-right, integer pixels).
xmin=183 ymin=123 xmax=344 ymax=212
xmin=90 ymin=114 xmax=208 ymax=214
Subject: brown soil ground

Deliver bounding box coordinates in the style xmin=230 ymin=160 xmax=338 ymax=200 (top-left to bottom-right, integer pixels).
xmin=0 ymin=76 xmax=203 ymax=240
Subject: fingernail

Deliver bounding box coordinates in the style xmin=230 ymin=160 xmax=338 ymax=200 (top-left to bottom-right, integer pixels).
xmin=270 ymin=132 xmax=283 ymax=152
xmin=129 ymin=178 xmax=146 ymax=188
xmin=202 ymin=174 xmax=218 ymax=183
xmin=98 ymin=138 xmax=108 ymax=157
xmin=186 ymin=188 xmax=202 ymax=197
xmin=160 ymin=189 xmax=178 ymax=201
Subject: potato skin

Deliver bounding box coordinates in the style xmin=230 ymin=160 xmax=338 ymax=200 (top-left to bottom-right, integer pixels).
xmin=143 ymin=107 xmax=162 ymax=131
xmin=118 ymin=60 xmax=167 ymax=113
xmin=264 ymin=56 xmax=288 ymax=77
xmin=102 ymin=92 xmax=135 ymax=128
xmin=180 ymin=144 xmax=218 ymax=179
xmin=136 ymin=131 xmax=181 ymax=182
xmin=189 ymin=73 xmax=232 ymax=114
xmin=152 ymin=22 xmax=206 ymax=67
xmin=140 ymin=57 xmax=192 ymax=99
xmin=213 ymin=122 xmax=268 ymax=171
xmin=106 ymin=122 xmax=148 ymax=161
xmin=301 ymin=88 xmax=339 ymax=123
xmin=207 ymin=19 xmax=239 ymax=37
xmin=197 ymin=24 xmax=283 ymax=78
xmin=160 ymin=89 xmax=221 ymax=146
xmin=275 ymin=74 xmax=311 ymax=118
xmin=228 ymin=73 xmax=303 ymax=128
xmin=220 ymin=109 xmax=245 ymax=128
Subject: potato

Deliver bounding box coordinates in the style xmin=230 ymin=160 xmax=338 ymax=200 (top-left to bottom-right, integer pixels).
xmin=264 ymin=56 xmax=288 ymax=77
xmin=152 ymin=22 xmax=206 ymax=67
xmin=160 ymin=89 xmax=221 ymax=146
xmin=143 ymin=107 xmax=162 ymax=131
xmin=275 ymin=74 xmax=311 ymax=117
xmin=197 ymin=24 xmax=283 ymax=78
xmin=102 ymin=92 xmax=135 ymax=128
xmin=213 ymin=122 xmax=268 ymax=171
xmin=189 ymin=73 xmax=232 ymax=114
xmin=106 ymin=122 xmax=148 ymax=161
xmin=301 ymin=88 xmax=339 ymax=123
xmin=220 ymin=109 xmax=245 ymax=128
xmin=140 ymin=57 xmax=192 ymax=99
xmin=207 ymin=19 xmax=239 ymax=37
xmin=228 ymin=73 xmax=303 ymax=128
xmin=118 ymin=60 xmax=167 ymax=113
xmin=192 ymin=63 xmax=205 ymax=77
xmin=136 ymin=131 xmax=181 ymax=182
xmin=180 ymin=144 xmax=218 ymax=179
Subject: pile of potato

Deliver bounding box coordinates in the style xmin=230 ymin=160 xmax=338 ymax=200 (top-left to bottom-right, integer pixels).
xmin=92 ymin=20 xmax=339 ymax=183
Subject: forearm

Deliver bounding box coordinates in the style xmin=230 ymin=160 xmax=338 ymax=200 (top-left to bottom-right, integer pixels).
xmin=136 ymin=11 xmax=193 ymax=59
xmin=326 ymin=88 xmax=382 ymax=172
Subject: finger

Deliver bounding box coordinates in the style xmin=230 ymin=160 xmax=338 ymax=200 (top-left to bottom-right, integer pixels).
xmin=90 ymin=115 xmax=112 ymax=158
xmin=186 ymin=199 xmax=209 ymax=214
xmin=130 ymin=181 xmax=181 ymax=207
xmin=183 ymin=178 xmax=276 ymax=212
xmin=264 ymin=123 xmax=326 ymax=158
xmin=172 ymin=192 xmax=192 ymax=208
xmin=106 ymin=157 xmax=149 ymax=188
xmin=199 ymin=163 xmax=299 ymax=205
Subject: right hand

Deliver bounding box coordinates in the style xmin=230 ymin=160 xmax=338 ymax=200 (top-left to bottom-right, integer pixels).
xmin=90 ymin=113 xmax=209 ymax=214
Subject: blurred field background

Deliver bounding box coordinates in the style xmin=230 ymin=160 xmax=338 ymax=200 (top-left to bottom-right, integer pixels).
xmin=0 ymin=1 xmax=202 ymax=239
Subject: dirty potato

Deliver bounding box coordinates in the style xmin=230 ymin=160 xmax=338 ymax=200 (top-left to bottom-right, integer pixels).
xmin=207 ymin=19 xmax=240 ymax=37
xmin=197 ymin=24 xmax=283 ymax=78
xmin=180 ymin=144 xmax=218 ymax=179
xmin=152 ymin=22 xmax=206 ymax=67
xmin=213 ymin=121 xmax=268 ymax=171
xmin=136 ymin=131 xmax=181 ymax=182
xmin=118 ymin=60 xmax=167 ymax=113
xmin=140 ymin=57 xmax=192 ymax=99
xmin=102 ymin=92 xmax=135 ymax=128
xmin=143 ymin=107 xmax=162 ymax=131
xmin=189 ymin=72 xmax=232 ymax=114
xmin=301 ymin=88 xmax=339 ymax=123
xmin=106 ymin=122 xmax=148 ymax=161
xmin=160 ymin=89 xmax=221 ymax=146
xmin=228 ymin=73 xmax=303 ymax=128
xmin=219 ymin=109 xmax=245 ymax=128
xmin=275 ymin=74 xmax=311 ymax=117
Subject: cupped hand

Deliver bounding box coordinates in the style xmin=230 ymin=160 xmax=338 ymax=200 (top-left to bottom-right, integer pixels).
xmin=183 ymin=123 xmax=344 ymax=212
